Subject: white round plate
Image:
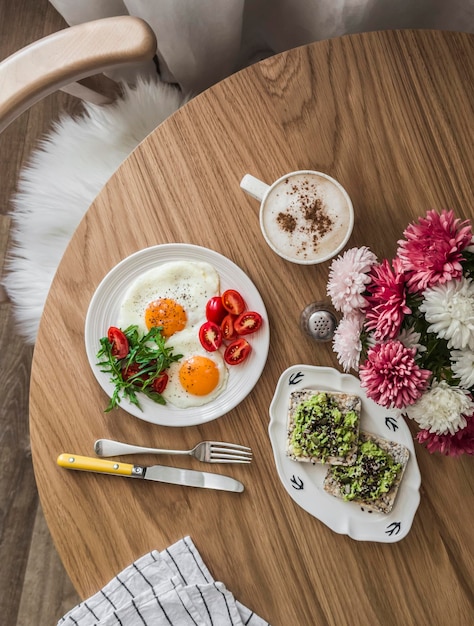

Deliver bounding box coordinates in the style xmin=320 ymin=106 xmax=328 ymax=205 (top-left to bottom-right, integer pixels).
xmin=268 ymin=364 xmax=421 ymax=542
xmin=85 ymin=244 xmax=270 ymax=427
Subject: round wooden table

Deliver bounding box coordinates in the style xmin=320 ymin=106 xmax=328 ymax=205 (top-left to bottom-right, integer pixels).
xmin=30 ymin=30 xmax=474 ymax=625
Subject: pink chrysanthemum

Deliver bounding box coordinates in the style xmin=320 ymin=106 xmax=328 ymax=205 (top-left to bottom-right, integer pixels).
xmin=416 ymin=415 xmax=474 ymax=456
xmin=332 ymin=313 xmax=364 ymax=372
xmin=397 ymin=209 xmax=472 ymax=293
xmin=359 ymin=340 xmax=431 ymax=409
xmin=364 ymin=258 xmax=411 ymax=341
xmin=327 ymin=246 xmax=377 ymax=315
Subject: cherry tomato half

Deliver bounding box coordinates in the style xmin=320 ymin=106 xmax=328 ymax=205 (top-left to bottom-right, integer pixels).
xmin=151 ymin=372 xmax=169 ymax=394
xmin=107 ymin=326 xmax=129 ymax=359
xmin=122 ymin=362 xmax=145 ymax=382
xmin=234 ymin=311 xmax=263 ymax=335
xmin=222 ymin=289 xmax=246 ymax=315
xmin=224 ymin=338 xmax=252 ymax=365
xmin=205 ymin=296 xmax=227 ymax=324
xmin=199 ymin=321 xmax=223 ymax=352
xmin=220 ymin=314 xmax=237 ymax=341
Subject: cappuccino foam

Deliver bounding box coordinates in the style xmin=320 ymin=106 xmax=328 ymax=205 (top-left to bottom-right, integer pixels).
xmin=261 ymin=173 xmax=352 ymax=262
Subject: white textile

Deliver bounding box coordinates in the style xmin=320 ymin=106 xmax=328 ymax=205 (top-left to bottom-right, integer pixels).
xmin=49 ymin=0 xmax=474 ymax=94
xmin=3 ymin=78 xmax=186 ymax=343
xmin=58 ymin=536 xmax=270 ymax=625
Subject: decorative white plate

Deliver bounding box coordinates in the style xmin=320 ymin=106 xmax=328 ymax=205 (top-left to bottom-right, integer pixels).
xmin=85 ymin=244 xmax=270 ymax=427
xmin=268 ymin=364 xmax=421 ymax=542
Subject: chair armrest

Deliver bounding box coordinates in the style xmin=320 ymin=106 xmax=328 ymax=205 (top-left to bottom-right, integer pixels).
xmin=0 ymin=16 xmax=157 ymax=133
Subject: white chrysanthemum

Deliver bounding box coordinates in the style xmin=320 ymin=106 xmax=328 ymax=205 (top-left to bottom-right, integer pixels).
xmin=419 ymin=277 xmax=474 ymax=350
xmin=397 ymin=327 xmax=427 ymax=353
xmin=405 ymin=380 xmax=473 ymax=435
xmin=450 ymin=348 xmax=474 ymax=388
xmin=466 ymin=235 xmax=474 ymax=253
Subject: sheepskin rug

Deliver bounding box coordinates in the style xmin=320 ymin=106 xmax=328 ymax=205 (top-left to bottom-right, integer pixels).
xmin=3 ymin=79 xmax=186 ymax=344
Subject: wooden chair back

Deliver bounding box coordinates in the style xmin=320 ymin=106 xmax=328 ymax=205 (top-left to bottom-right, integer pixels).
xmin=0 ymin=16 xmax=157 ymax=133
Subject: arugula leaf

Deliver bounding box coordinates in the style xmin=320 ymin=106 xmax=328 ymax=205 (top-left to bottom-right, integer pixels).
xmin=96 ymin=325 xmax=182 ymax=412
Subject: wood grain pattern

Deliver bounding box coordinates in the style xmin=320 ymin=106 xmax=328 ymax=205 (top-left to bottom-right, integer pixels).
xmin=30 ymin=30 xmax=474 ymax=625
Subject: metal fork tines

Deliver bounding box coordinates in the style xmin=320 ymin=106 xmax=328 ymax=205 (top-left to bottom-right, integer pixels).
xmin=198 ymin=442 xmax=252 ymax=463
xmin=94 ymin=438 xmax=252 ymax=464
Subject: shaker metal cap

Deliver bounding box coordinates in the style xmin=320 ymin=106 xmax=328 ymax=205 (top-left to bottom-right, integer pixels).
xmin=300 ymin=302 xmax=337 ymax=342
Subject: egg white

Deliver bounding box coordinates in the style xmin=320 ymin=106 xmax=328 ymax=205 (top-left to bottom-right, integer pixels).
xmin=117 ymin=260 xmax=220 ymax=335
xmin=162 ymin=328 xmax=229 ymax=408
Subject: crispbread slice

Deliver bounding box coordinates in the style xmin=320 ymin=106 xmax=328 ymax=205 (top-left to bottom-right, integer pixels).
xmin=286 ymin=389 xmax=361 ymax=465
xmin=323 ymin=431 xmax=410 ymax=514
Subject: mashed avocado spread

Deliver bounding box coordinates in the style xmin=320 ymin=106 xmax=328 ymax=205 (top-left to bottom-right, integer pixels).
xmin=329 ymin=439 xmax=402 ymax=502
xmin=290 ymin=392 xmax=359 ymax=462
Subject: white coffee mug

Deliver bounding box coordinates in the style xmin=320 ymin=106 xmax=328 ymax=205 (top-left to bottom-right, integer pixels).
xmin=240 ymin=170 xmax=354 ymax=265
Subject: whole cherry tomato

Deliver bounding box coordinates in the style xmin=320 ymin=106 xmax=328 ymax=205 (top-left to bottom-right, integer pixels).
xmin=205 ymin=296 xmax=227 ymax=324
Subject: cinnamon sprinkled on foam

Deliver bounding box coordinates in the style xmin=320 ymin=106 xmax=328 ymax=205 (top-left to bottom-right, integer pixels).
xmin=277 ymin=211 xmax=297 ymax=233
xmin=277 ymin=178 xmax=334 ymax=257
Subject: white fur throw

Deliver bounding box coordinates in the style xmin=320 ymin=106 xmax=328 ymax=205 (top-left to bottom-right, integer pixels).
xmin=3 ymin=79 xmax=186 ymax=344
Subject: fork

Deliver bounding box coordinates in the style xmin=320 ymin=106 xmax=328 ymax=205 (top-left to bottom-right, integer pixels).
xmin=94 ymin=438 xmax=252 ymax=464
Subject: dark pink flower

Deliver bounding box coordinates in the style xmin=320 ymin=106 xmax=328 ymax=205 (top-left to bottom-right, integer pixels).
xmin=416 ymin=415 xmax=474 ymax=456
xmin=359 ymin=340 xmax=431 ymax=408
xmin=397 ymin=209 xmax=472 ymax=293
xmin=364 ymin=258 xmax=411 ymax=340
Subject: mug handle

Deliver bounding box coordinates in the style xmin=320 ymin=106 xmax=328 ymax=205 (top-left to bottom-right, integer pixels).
xmin=240 ymin=174 xmax=269 ymax=201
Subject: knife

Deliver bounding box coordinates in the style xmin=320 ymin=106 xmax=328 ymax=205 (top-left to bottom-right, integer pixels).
xmin=57 ymin=453 xmax=244 ymax=493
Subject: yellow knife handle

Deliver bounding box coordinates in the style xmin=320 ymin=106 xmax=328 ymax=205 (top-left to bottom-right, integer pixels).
xmin=57 ymin=453 xmax=140 ymax=476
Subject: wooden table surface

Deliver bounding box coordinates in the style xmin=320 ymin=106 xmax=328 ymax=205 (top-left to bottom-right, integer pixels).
xmin=30 ymin=30 xmax=474 ymax=625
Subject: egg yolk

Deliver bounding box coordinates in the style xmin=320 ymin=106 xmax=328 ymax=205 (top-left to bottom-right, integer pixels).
xmin=145 ymin=298 xmax=187 ymax=337
xmin=179 ymin=356 xmax=220 ymax=396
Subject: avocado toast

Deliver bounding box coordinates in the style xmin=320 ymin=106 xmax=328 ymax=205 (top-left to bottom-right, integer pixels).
xmin=286 ymin=389 xmax=361 ymax=465
xmin=323 ymin=431 xmax=410 ymax=514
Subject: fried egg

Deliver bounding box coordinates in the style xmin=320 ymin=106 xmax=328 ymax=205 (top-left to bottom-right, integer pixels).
xmin=162 ymin=328 xmax=229 ymax=408
xmin=117 ymin=260 xmax=220 ymax=336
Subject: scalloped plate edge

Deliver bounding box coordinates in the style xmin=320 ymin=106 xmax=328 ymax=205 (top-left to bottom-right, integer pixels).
xmin=268 ymin=364 xmax=421 ymax=543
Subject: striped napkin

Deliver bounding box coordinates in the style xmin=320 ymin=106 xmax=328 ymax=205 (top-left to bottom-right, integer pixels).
xmin=58 ymin=536 xmax=270 ymax=625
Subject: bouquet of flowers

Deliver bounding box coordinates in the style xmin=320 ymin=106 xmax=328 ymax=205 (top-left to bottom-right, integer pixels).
xmin=327 ymin=209 xmax=474 ymax=457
